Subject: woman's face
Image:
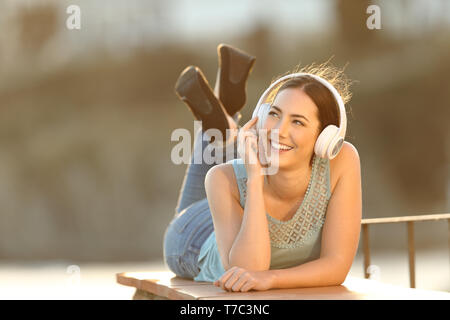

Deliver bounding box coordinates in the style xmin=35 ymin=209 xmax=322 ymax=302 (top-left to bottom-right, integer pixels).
xmin=263 ymin=87 xmax=321 ymax=168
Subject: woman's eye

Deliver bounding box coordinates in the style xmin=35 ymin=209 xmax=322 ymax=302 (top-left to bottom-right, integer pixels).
xmin=269 ymin=111 xmax=303 ymax=126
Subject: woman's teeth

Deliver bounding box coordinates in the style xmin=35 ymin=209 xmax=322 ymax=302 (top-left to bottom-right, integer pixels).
xmin=270 ymin=141 xmax=293 ymax=151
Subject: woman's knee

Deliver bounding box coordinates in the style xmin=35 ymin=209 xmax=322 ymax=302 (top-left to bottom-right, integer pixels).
xmin=165 ymin=254 xmax=195 ymax=279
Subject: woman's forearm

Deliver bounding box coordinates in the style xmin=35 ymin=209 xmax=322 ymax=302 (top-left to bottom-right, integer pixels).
xmin=270 ymin=256 xmax=348 ymax=289
xmin=228 ymin=177 xmax=271 ymax=270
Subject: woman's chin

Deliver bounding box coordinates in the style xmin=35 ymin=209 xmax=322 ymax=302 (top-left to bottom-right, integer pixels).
xmin=264 ymin=147 xmax=296 ymax=168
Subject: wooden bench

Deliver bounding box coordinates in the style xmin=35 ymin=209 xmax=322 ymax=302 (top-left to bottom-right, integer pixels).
xmin=116 ymin=271 xmax=450 ymax=300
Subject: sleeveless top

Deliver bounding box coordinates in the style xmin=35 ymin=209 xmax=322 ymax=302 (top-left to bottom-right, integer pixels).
xmin=194 ymin=154 xmax=332 ymax=282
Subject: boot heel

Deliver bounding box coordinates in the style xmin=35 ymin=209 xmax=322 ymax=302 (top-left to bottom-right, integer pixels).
xmin=216 ymin=44 xmax=256 ymax=117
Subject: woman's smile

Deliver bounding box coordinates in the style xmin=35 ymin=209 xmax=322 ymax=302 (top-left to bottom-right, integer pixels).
xmin=269 ymin=139 xmax=294 ymax=153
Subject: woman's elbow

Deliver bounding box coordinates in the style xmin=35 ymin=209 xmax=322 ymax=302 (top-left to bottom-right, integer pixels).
xmin=333 ymin=274 xmax=347 ymax=286
xmin=324 ymin=257 xmax=351 ymax=286
xmin=331 ymin=266 xmax=350 ymax=286
xmin=322 ymin=271 xmax=346 ymax=287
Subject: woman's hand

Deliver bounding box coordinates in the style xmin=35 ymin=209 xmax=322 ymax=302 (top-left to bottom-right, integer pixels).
xmin=237 ymin=117 xmax=264 ymax=182
xmin=214 ymin=266 xmax=274 ymax=292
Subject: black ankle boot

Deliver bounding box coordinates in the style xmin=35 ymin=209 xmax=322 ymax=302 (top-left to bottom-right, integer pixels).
xmin=175 ymin=66 xmax=231 ymax=142
xmin=214 ymin=44 xmax=256 ymax=121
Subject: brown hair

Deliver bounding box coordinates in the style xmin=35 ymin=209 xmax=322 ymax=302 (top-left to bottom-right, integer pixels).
xmin=269 ymin=59 xmax=354 ymax=165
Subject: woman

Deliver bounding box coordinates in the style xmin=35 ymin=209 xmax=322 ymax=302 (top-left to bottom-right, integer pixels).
xmin=163 ymin=44 xmax=362 ymax=293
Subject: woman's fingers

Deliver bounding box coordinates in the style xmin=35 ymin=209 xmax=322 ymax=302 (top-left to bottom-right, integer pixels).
xmin=219 ymin=268 xmax=236 ymax=291
xmin=225 ymin=269 xmax=245 ymax=291
xmin=238 ymin=131 xmax=257 ymax=159
xmin=239 ymin=133 xmax=258 ymax=165
xmin=231 ymin=272 xmax=251 ymax=292
xmin=216 ymin=267 xmax=248 ymax=292
xmin=223 ymin=268 xmax=246 ymax=291
xmin=237 ymin=117 xmax=263 ymax=171
xmin=242 ymin=116 xmax=258 ymax=128
xmin=215 ymin=268 xmax=259 ymax=292
xmin=240 ymin=281 xmax=255 ymax=292
xmin=238 ymin=117 xmax=258 ymax=150
xmin=240 ymin=117 xmax=258 ymax=134
xmin=216 ymin=267 xmax=237 ymax=291
xmin=239 ymin=131 xmax=258 ymax=146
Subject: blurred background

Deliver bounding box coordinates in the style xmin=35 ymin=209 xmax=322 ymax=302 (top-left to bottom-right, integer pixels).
xmin=0 ymin=0 xmax=449 ymax=298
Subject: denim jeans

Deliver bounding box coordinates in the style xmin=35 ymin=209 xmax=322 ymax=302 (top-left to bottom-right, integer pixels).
xmin=163 ymin=127 xmax=238 ymax=279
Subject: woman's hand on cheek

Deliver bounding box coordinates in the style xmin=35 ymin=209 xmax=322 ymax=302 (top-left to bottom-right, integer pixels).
xmin=213 ymin=266 xmax=273 ymax=292
xmin=237 ymin=117 xmax=263 ymax=182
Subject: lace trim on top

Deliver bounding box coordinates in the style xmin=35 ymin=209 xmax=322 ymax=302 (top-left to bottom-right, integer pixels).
xmin=233 ymin=155 xmax=331 ymax=249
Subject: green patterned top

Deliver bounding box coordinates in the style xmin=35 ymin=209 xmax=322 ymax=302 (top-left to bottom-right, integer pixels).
xmin=194 ymin=155 xmax=331 ymax=282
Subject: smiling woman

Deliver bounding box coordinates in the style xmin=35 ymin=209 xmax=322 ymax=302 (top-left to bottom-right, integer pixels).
xmin=265 ymin=61 xmax=353 ymax=167
xmin=163 ymin=47 xmax=361 ymax=293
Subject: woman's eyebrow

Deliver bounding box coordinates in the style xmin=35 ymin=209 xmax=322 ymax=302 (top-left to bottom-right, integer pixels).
xmin=271 ymin=105 xmax=310 ymax=123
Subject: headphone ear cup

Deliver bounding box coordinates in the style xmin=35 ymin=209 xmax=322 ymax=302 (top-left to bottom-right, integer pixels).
xmin=254 ymin=103 xmax=271 ymax=130
xmin=329 ymin=136 xmax=344 ymax=159
xmin=314 ymin=125 xmax=339 ymax=159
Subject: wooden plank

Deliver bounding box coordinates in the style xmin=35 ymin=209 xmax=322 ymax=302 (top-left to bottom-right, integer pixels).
xmin=193 ymin=282 xmax=369 ymax=300
xmin=361 ymin=213 xmax=450 ymax=225
xmin=133 ymin=289 xmax=169 ymax=300
xmin=116 ymin=272 xmax=144 ymax=288
xmin=189 ymin=277 xmax=450 ymax=300
xmin=116 ymin=271 xmax=209 ymax=293
xmin=116 ymin=271 xmax=211 ymax=300
xmin=117 ymin=272 xmax=209 ymax=287
xmin=116 ymin=271 xmax=450 ymax=300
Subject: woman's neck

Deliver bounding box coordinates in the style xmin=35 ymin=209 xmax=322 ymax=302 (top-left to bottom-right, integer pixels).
xmin=264 ymin=159 xmax=313 ymax=201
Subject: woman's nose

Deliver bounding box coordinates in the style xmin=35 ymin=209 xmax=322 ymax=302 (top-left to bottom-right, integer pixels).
xmin=275 ymin=118 xmax=289 ymax=138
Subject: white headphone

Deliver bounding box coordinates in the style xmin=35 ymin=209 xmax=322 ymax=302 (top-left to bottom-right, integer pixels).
xmin=251 ymin=73 xmax=347 ymax=160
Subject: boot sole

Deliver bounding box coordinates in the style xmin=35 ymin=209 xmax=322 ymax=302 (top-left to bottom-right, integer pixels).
xmin=175 ymin=66 xmax=229 ymax=140
xmin=216 ymin=44 xmax=256 ymax=116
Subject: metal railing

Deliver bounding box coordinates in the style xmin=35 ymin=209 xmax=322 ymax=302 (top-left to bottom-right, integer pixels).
xmin=361 ymin=213 xmax=450 ymax=288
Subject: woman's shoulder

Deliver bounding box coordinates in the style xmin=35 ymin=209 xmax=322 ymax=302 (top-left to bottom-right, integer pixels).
xmin=335 ymin=141 xmax=360 ymax=168
xmin=328 ymin=141 xmax=361 ymax=193
xmin=205 ymin=162 xmax=241 ymax=202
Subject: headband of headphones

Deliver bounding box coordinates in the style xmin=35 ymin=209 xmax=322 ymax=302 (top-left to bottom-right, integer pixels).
xmin=252 ymin=72 xmax=347 ymax=142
